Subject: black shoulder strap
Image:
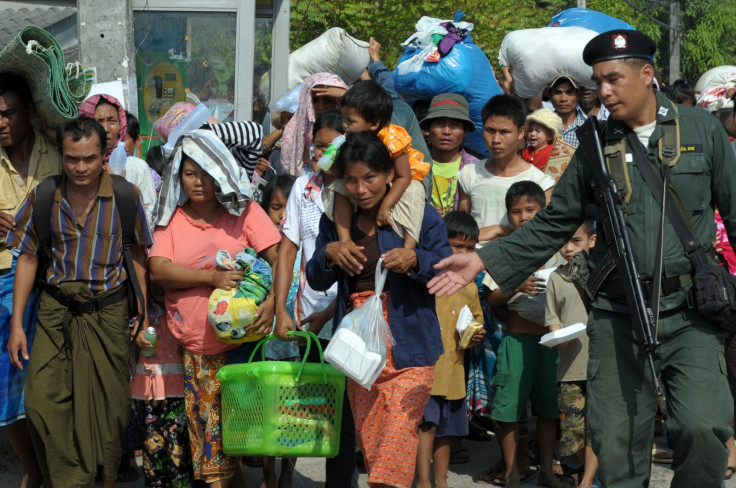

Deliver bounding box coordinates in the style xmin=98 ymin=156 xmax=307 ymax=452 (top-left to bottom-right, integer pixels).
xmin=626 ymin=131 xmax=709 ymax=268
xmin=110 ymin=175 xmax=146 ymax=331
xmin=32 ymin=175 xmax=63 ymax=277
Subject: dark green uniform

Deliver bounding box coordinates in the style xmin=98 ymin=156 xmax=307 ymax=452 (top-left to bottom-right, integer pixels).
xmin=479 ymin=92 xmax=735 ymax=487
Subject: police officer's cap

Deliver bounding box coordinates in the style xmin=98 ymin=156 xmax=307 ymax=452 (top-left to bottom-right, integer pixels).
xmin=583 ymin=30 xmax=656 ymax=66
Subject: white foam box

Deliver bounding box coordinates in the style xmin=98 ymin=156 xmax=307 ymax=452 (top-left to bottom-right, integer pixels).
xmin=324 ymin=327 xmax=383 ymax=388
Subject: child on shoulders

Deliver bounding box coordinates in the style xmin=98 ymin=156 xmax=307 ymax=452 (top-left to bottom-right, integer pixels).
xmin=324 ymin=80 xmax=429 ymax=250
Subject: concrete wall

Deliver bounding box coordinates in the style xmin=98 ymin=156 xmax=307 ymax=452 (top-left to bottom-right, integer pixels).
xmin=76 ymin=0 xmax=137 ymax=110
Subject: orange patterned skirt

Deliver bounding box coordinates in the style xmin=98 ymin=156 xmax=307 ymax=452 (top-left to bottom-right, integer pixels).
xmin=346 ymin=291 xmax=435 ymax=488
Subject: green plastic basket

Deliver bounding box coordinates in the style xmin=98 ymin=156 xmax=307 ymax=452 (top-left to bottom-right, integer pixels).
xmin=217 ymin=331 xmax=346 ymax=457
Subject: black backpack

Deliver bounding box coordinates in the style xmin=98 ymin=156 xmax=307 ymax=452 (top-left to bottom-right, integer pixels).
xmin=31 ymin=174 xmax=146 ymax=330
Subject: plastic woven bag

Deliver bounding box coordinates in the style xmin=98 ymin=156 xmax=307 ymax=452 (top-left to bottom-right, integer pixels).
xmin=0 ymin=25 xmax=95 ymax=128
xmin=208 ymin=248 xmax=273 ymax=344
xmin=324 ymin=258 xmax=394 ymax=389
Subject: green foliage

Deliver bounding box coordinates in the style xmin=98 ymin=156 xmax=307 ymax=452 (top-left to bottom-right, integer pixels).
xmin=290 ymin=0 xmax=736 ymax=86
xmin=589 ymin=0 xmax=736 ymax=83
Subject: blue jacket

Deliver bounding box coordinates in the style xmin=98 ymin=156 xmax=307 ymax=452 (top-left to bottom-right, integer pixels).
xmin=307 ymin=203 xmax=453 ymax=369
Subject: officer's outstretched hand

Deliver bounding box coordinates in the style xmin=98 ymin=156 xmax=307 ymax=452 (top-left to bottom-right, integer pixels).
xmin=428 ymin=252 xmax=486 ymax=297
xmin=7 ymin=328 xmax=28 ymax=370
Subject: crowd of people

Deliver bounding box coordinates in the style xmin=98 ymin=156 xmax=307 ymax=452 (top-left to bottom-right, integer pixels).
xmin=0 ymin=24 xmax=735 ymax=488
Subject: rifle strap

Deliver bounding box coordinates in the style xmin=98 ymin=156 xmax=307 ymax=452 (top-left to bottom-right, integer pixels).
xmin=626 ymin=130 xmax=710 ymax=269
xmin=604 ymin=138 xmax=632 ymax=211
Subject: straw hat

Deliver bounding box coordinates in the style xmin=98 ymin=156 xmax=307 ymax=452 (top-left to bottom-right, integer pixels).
xmin=525 ymin=108 xmax=563 ymax=136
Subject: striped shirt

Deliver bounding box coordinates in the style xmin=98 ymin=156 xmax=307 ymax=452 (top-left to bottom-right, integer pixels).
xmin=203 ymin=121 xmax=263 ymax=180
xmin=6 ymin=173 xmax=153 ymax=294
xmin=560 ymin=106 xmax=587 ymax=148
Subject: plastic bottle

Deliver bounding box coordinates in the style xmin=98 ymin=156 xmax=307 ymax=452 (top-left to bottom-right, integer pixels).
xmin=317 ymin=134 xmax=346 ymax=171
xmin=142 ymin=326 xmax=157 ymax=357
xmin=163 ymin=103 xmax=212 ymax=155
xmin=108 ymin=141 xmax=127 ymax=175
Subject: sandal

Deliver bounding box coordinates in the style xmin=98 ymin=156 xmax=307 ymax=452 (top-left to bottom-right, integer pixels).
xmin=473 ymin=465 xmax=537 ymax=486
xmin=450 ymin=446 xmax=471 ymax=464
xmin=726 ymin=465 xmax=736 ymax=480
xmin=651 ymin=447 xmax=673 ymax=464
xmin=473 ymin=466 xmax=503 ymax=485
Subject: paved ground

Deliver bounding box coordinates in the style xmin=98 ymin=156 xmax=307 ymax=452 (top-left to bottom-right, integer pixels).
xmin=1 ymin=427 xmax=733 ymax=487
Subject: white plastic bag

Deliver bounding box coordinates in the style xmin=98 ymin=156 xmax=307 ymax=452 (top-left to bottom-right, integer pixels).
xmin=455 ymin=305 xmax=483 ymax=349
xmin=324 ymin=258 xmax=394 ymax=389
xmin=498 ymin=26 xmax=598 ymax=98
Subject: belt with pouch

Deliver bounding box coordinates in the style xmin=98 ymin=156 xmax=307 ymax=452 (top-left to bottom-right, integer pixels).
xmin=599 ymin=272 xmax=692 ymax=300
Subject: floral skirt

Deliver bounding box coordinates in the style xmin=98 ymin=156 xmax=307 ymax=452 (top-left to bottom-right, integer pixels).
xmin=183 ymin=349 xmax=235 ymax=483
xmin=139 ymin=398 xmax=193 ymax=487
xmin=346 ymin=291 xmax=435 ymax=488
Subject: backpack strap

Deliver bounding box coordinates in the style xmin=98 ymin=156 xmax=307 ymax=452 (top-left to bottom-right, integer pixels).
xmin=31 ymin=175 xmax=62 ymax=283
xmin=110 ymin=175 xmax=146 ymax=333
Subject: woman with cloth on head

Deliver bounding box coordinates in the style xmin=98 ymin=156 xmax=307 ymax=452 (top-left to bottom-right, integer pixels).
xmin=79 ymin=94 xmax=157 ymax=228
xmin=306 ymin=132 xmax=452 ymax=488
xmin=148 ymin=129 xmax=281 ymax=487
xmin=279 ymin=73 xmax=348 ymax=176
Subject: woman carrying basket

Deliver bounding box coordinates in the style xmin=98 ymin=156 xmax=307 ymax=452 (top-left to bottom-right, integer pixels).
xmin=149 ymin=129 xmax=280 ymax=487
xmin=306 ymin=132 xmax=452 ymax=488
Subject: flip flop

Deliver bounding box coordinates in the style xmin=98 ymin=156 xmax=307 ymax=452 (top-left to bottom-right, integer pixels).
xmin=726 ymin=466 xmax=736 ymax=480
xmin=651 ymin=447 xmax=673 ymax=464
xmin=473 ymin=466 xmax=537 ymax=486
xmin=473 ymin=466 xmax=504 ymax=485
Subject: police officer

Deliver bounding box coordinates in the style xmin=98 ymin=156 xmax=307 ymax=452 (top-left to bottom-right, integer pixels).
xmin=428 ymin=30 xmax=736 ymax=487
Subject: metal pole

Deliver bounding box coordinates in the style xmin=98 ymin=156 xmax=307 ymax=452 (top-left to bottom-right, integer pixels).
xmin=669 ymin=0 xmax=681 ymax=82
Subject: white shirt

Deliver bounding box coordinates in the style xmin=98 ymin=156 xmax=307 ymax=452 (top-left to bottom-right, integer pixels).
xmin=281 ymin=173 xmax=337 ymax=339
xmin=457 ymin=160 xmax=555 ymax=245
xmin=124 ymin=156 xmax=157 ymax=231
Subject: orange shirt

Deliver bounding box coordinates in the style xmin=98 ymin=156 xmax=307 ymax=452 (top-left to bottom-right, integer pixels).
xmin=378 ymin=124 xmax=430 ymax=181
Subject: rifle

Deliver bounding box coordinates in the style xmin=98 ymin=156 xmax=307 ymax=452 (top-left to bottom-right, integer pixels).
xmin=576 ymin=117 xmax=663 ymax=397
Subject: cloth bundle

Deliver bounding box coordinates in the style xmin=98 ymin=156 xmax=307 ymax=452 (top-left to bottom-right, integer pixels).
xmin=695 ymin=66 xmax=736 ymax=112
xmin=498 ymin=26 xmax=598 ymax=98
xmin=208 ymin=248 xmax=273 ymax=344
xmin=0 ymin=26 xmax=94 ymax=128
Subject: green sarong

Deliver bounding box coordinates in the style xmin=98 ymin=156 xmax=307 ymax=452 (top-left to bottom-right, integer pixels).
xmin=25 ymin=282 xmax=131 ymax=488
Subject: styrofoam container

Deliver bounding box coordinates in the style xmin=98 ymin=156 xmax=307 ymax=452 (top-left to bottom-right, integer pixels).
xmin=323 ymin=327 xmax=383 ymax=389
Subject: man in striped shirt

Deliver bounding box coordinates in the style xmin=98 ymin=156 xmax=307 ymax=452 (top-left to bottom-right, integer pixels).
xmin=6 ymin=116 xmax=153 ymax=488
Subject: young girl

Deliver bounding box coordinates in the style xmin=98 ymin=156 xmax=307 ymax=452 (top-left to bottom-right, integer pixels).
xmin=261 ymin=174 xmax=298 ymax=363
xmin=521 ymin=108 xmax=562 ymax=171
xmin=273 ymin=111 xmax=358 ymax=488
xmin=260 ymin=174 xmax=299 ymax=488
xmin=131 ymin=285 xmax=193 ymax=488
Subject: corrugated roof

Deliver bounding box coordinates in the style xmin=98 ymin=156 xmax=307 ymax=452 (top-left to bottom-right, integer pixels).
xmin=0 ymin=5 xmax=76 ymax=48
